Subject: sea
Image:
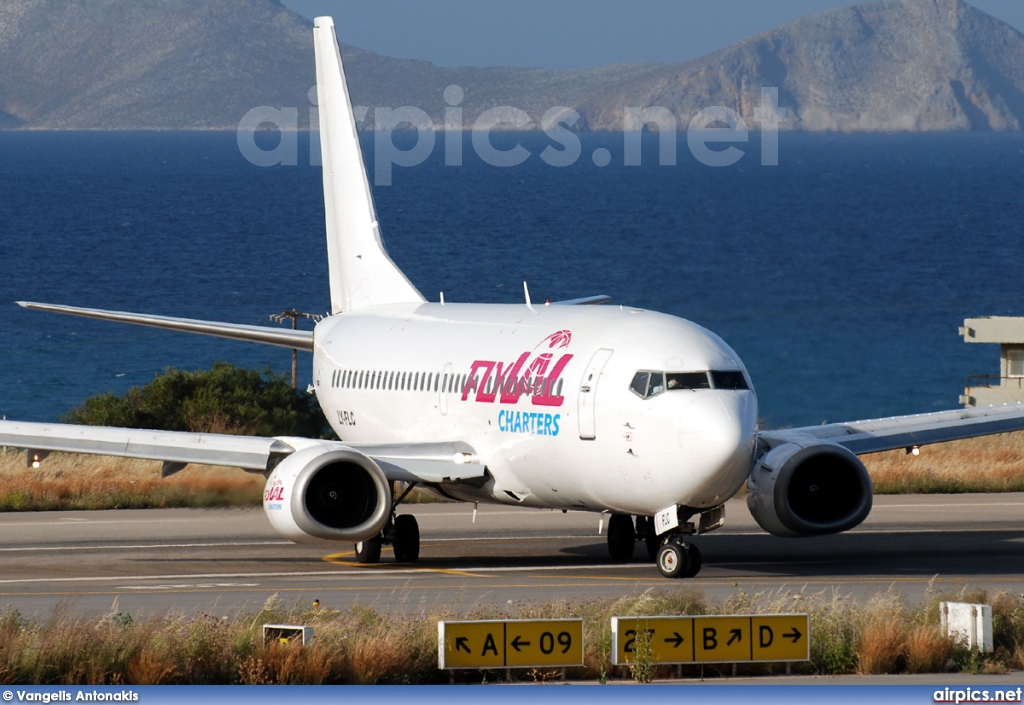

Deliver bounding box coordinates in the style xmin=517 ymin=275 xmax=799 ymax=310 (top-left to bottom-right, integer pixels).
xmin=1 ymin=130 xmax=1023 ymax=429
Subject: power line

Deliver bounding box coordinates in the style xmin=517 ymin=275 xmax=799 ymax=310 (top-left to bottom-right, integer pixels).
xmin=269 ymin=308 xmax=322 ymax=388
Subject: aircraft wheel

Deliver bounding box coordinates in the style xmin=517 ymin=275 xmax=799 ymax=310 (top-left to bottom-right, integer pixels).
xmin=644 ymin=519 xmax=661 ymax=559
xmin=655 ymin=540 xmax=691 ymax=579
xmin=392 ymin=514 xmax=420 ymax=563
xmin=607 ymin=514 xmax=636 ymax=561
xmin=354 ymin=534 xmax=382 ymax=564
xmin=681 ymin=543 xmax=702 ymax=578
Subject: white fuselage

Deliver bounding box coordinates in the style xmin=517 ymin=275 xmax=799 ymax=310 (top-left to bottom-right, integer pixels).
xmin=312 ymin=302 xmax=758 ymax=516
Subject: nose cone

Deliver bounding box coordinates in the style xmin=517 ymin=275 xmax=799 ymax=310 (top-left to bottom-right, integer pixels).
xmin=677 ymin=390 xmax=758 ymax=506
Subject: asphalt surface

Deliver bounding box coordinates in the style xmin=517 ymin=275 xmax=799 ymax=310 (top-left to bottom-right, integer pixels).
xmin=0 ymin=493 xmax=1022 ymax=618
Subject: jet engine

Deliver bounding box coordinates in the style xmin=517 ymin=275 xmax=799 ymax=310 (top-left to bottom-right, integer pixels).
xmin=745 ymin=441 xmax=872 ymax=537
xmin=262 ymin=445 xmax=391 ymax=543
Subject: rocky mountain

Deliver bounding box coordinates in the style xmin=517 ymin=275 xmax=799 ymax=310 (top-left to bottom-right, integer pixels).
xmin=2 ymin=0 xmax=1024 ymax=131
xmin=579 ymin=0 xmax=1024 ymax=131
xmin=0 ymin=0 xmax=314 ymax=129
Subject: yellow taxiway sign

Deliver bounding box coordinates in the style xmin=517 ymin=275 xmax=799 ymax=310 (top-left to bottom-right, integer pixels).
xmin=612 ymin=614 xmax=809 ymax=665
xmin=439 ymin=619 xmax=584 ymax=670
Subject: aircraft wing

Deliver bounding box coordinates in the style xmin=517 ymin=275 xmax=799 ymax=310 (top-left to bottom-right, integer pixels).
xmin=759 ymin=403 xmax=1024 ymax=455
xmin=549 ymin=295 xmax=612 ymax=305
xmin=17 ymin=301 xmax=313 ymax=351
xmin=0 ymin=420 xmax=485 ymax=484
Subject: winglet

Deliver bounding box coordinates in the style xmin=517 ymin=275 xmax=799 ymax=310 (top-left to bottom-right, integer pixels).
xmin=313 ymin=17 xmax=425 ymax=313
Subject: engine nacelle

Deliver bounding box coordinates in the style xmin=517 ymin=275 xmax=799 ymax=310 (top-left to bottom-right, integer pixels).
xmin=746 ymin=441 xmax=872 ymax=537
xmin=262 ymin=445 xmax=391 ymax=543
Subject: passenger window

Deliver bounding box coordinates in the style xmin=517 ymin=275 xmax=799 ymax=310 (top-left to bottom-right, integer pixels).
xmin=711 ymin=370 xmax=749 ymax=390
xmin=630 ymin=371 xmax=651 ymax=398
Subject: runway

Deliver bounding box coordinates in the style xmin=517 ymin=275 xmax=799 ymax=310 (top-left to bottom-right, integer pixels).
xmin=0 ymin=493 xmax=1022 ymax=618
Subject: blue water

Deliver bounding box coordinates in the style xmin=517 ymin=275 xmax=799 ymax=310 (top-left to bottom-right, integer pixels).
xmin=1 ymin=131 xmax=1023 ymax=428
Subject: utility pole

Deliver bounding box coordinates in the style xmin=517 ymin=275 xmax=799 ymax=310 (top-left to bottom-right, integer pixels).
xmin=269 ymin=309 xmax=322 ymax=388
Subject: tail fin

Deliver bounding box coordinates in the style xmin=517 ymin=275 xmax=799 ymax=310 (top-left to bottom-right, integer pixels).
xmin=313 ymin=17 xmax=425 ymax=314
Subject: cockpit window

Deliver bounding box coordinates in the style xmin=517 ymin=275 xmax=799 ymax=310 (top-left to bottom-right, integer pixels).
xmin=711 ymin=370 xmax=749 ymax=390
xmin=648 ymin=372 xmax=665 ymax=397
xmin=632 ymin=369 xmax=747 ymax=398
xmin=666 ymin=372 xmax=711 ymax=390
xmin=630 ymin=371 xmax=651 ymax=398
xmin=629 ymin=370 xmax=676 ymax=398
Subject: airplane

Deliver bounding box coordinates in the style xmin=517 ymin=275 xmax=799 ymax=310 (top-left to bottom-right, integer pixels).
xmin=4 ymin=16 xmax=1024 ymax=579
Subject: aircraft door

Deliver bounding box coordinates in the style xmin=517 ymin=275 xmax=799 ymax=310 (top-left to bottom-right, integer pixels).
xmin=439 ymin=362 xmax=452 ymax=415
xmin=578 ymin=348 xmax=613 ymax=440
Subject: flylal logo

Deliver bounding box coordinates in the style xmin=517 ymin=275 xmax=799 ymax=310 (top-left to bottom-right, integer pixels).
xmin=264 ymin=479 xmax=285 ymax=509
xmin=463 ymin=330 xmax=573 ymax=407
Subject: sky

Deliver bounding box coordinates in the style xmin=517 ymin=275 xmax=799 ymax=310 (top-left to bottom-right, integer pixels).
xmin=280 ymin=0 xmax=1024 ymax=70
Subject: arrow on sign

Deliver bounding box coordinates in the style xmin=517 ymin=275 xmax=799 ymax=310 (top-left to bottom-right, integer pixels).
xmin=664 ymin=632 xmax=685 ymax=648
xmin=455 ymin=637 xmax=471 ymax=654
xmin=784 ymin=627 xmax=802 ymax=643
xmin=727 ymin=629 xmax=742 ymax=646
xmin=510 ymin=635 xmax=531 ymax=652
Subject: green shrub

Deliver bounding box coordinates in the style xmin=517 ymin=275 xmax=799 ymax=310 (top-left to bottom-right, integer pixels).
xmin=60 ymin=362 xmax=329 ymax=437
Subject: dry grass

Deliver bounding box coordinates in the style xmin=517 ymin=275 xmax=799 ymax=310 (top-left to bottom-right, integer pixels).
xmin=856 ymin=594 xmax=911 ymax=674
xmin=0 ymin=450 xmax=263 ymax=510
xmin=904 ymin=624 xmax=955 ymax=673
xmin=863 ymin=430 xmax=1024 ymax=494
xmin=2 ymin=428 xmax=1023 ymax=512
xmin=0 ymin=589 xmax=1022 ymax=683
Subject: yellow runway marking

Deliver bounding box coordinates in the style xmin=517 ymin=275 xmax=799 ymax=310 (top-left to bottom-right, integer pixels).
xmin=320 ymin=548 xmax=482 ymax=576
xmin=321 ymin=548 xmax=391 ymax=561
xmin=0 ymin=580 xmax=631 ymax=600
xmin=417 ymin=568 xmax=483 ymax=577
xmin=4 ymin=575 xmax=1024 ymax=603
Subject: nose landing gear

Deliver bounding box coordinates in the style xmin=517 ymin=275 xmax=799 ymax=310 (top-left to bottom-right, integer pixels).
xmin=655 ymin=538 xmax=702 ymax=578
xmin=606 ymin=513 xmax=703 ymax=578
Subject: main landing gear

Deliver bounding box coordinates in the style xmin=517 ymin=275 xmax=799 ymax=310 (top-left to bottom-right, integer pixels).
xmin=353 ymin=483 xmax=420 ymax=565
xmin=606 ymin=513 xmax=702 ymax=579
